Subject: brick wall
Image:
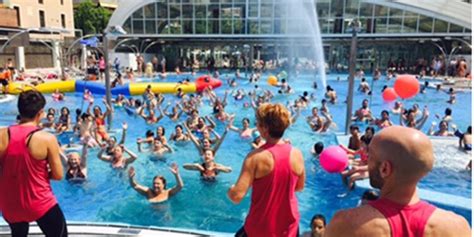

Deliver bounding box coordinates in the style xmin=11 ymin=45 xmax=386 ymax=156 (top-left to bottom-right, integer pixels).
xmin=0 ymin=8 xmax=19 ymax=28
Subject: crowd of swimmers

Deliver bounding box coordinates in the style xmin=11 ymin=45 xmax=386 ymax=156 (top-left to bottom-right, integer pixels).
xmin=0 ymin=60 xmax=471 ymax=236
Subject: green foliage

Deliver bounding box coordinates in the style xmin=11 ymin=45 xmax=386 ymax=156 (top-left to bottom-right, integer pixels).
xmin=74 ymin=0 xmax=112 ymax=35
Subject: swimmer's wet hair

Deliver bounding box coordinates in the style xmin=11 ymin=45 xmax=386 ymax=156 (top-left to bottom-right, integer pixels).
xmin=256 ymin=103 xmax=290 ymax=139
xmin=18 ymin=90 xmax=46 ymax=119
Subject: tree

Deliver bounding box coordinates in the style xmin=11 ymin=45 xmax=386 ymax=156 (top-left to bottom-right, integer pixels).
xmin=74 ymin=0 xmax=112 ymax=35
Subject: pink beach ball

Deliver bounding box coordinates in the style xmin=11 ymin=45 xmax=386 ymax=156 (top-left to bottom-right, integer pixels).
xmin=319 ymin=146 xmax=349 ymax=173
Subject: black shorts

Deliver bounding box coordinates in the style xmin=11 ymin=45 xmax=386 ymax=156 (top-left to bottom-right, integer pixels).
xmin=0 ymin=79 xmax=8 ymax=86
xmin=99 ymin=69 xmax=105 ymax=73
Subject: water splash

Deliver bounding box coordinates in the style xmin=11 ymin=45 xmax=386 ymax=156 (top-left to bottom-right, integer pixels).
xmin=285 ymin=0 xmax=327 ymax=89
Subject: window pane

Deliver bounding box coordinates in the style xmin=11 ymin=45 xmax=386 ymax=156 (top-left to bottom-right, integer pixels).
xmin=359 ymin=3 xmax=373 ymax=17
xmin=316 ymin=2 xmax=330 ymax=18
xmin=387 ymin=17 xmax=402 ymax=33
xmin=418 ymin=16 xmax=433 ymax=32
xmin=145 ymin=20 xmax=156 ymax=34
xmin=261 ymin=4 xmax=273 ymax=18
xmin=330 ymin=0 xmax=343 ymax=17
xmin=403 ymin=17 xmax=417 ymax=33
xmin=248 ymin=19 xmax=259 ymax=34
xmin=157 ymin=3 xmax=168 ymax=19
xmin=433 ymin=19 xmax=448 ymax=33
xmin=183 ymin=20 xmax=193 ymax=34
xmin=374 ymin=6 xmax=388 ymax=17
xmin=221 ymin=19 xmax=232 ymax=34
xmin=170 ymin=4 xmax=181 ymax=19
xmin=389 ymin=8 xmax=403 ymax=17
xmin=144 ymin=3 xmax=156 ymax=18
xmin=319 ymin=18 xmax=330 ymax=34
xmin=170 ymin=20 xmax=181 ymax=34
xmin=133 ymin=20 xmax=144 ymax=34
xmin=249 ymin=4 xmax=258 ymax=18
xmin=208 ymin=19 xmax=219 ymax=34
xmin=195 ymin=5 xmax=206 ymax=18
xmin=234 ymin=18 xmax=244 ymax=34
xmin=374 ymin=17 xmax=387 ymax=33
xmin=132 ymin=8 xmax=143 ymax=19
xmin=183 ymin=5 xmax=193 ymax=18
xmin=260 ymin=19 xmax=272 ymax=34
xmin=449 ymin=24 xmax=463 ymax=33
xmin=157 ymin=19 xmax=168 ymax=34
xmin=344 ymin=0 xmax=358 ymax=18
xmin=195 ymin=19 xmax=207 ymax=34
xmin=123 ymin=18 xmax=132 ymax=34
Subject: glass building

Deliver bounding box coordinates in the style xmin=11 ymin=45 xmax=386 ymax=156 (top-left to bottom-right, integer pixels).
xmin=107 ymin=0 xmax=472 ymax=72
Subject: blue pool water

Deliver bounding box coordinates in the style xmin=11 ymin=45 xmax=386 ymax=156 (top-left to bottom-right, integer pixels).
xmin=0 ymin=72 xmax=471 ymax=232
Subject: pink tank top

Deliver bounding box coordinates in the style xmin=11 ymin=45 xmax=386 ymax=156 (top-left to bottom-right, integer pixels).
xmin=0 ymin=125 xmax=57 ymax=223
xmin=244 ymin=143 xmax=300 ymax=237
xmin=369 ymin=198 xmax=436 ymax=237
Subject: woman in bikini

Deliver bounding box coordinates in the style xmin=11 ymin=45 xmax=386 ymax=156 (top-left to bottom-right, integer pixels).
xmin=183 ymin=148 xmax=232 ymax=181
xmin=228 ymin=117 xmax=256 ymax=139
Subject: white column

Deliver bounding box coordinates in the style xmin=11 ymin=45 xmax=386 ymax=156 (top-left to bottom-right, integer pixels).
xmin=81 ymin=44 xmax=87 ymax=69
xmin=15 ymin=46 xmax=25 ymax=70
xmin=52 ymin=41 xmax=61 ymax=69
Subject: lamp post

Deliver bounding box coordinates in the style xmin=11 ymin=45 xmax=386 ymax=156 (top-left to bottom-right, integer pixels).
xmin=344 ymin=19 xmax=360 ymax=135
xmin=102 ymin=32 xmax=113 ymax=130
xmin=243 ymin=44 xmax=250 ymax=79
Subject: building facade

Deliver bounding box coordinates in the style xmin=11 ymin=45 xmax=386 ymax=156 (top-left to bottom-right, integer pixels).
xmin=106 ymin=0 xmax=472 ymax=73
xmin=0 ymin=0 xmax=75 ymax=69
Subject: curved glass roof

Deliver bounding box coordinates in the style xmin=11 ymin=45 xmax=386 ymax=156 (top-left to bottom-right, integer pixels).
xmin=109 ymin=0 xmax=471 ymax=37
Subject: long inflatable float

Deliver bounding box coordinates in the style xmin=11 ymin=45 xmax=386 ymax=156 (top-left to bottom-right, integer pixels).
xmin=7 ymin=75 xmax=222 ymax=96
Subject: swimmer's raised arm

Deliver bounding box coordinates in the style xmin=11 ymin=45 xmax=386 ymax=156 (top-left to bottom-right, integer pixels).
xmin=97 ymin=147 xmax=112 ymax=162
xmin=123 ymin=147 xmax=138 ymax=164
xmin=80 ymin=141 xmax=89 ymax=168
xmin=128 ymin=167 xmax=149 ymax=197
xmin=205 ymin=116 xmax=216 ymax=129
xmin=182 ymin=163 xmax=205 ymax=171
xmin=213 ymin=128 xmax=229 ymax=155
xmin=168 ymin=163 xmax=183 ymax=197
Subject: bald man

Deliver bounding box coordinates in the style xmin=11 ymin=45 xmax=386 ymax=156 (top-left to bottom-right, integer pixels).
xmin=325 ymin=126 xmax=471 ymax=237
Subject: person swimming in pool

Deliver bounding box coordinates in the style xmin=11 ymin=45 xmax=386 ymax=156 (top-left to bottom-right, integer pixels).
xmin=372 ymin=110 xmax=393 ymax=129
xmin=60 ymin=138 xmax=89 ymax=181
xmin=183 ymin=148 xmax=232 ymax=181
xmin=227 ymin=117 xmax=257 ymax=139
xmin=128 ymin=163 xmax=183 ymax=203
xmin=87 ymin=97 xmax=112 ymax=143
xmin=353 ymin=99 xmax=373 ymax=122
xmin=103 ymin=123 xmax=128 ymax=155
xmin=169 ymin=125 xmax=190 ymax=142
xmin=55 ymin=107 xmax=71 ymax=134
xmin=187 ymin=124 xmax=229 ymax=156
xmin=97 ymin=144 xmax=137 ymax=169
xmin=138 ymin=103 xmax=165 ymax=124
xmin=163 ymin=102 xmax=183 ymax=121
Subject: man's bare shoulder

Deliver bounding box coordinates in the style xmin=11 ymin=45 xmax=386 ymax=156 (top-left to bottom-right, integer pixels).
xmin=325 ymin=205 xmax=389 ymax=237
xmin=425 ymin=208 xmax=471 ymax=237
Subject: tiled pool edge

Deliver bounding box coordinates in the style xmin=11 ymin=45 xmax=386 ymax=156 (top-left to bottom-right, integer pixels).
xmin=336 ymin=134 xmax=472 ymax=211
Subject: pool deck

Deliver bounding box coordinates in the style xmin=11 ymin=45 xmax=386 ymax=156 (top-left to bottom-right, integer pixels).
xmin=0 ymin=222 xmax=233 ymax=237
xmin=336 ymin=133 xmax=472 ymax=211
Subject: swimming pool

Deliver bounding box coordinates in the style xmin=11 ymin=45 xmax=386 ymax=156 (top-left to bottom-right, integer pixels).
xmin=0 ymin=72 xmax=471 ymax=232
